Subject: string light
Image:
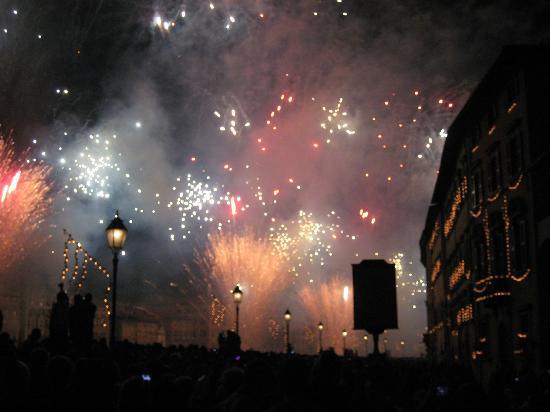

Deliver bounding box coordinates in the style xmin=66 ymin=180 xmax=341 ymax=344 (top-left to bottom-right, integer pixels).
xmin=60 ymin=230 xmax=112 ymax=327
xmin=443 ymin=176 xmax=467 ymax=237
xmin=508 ymin=174 xmax=523 ymax=191
xmin=427 ymin=220 xmax=439 ymax=251
xmin=487 ymin=190 xmax=500 ymax=203
xmin=430 ymin=259 xmax=441 ymax=283
xmin=456 ymin=304 xmax=473 ymax=325
xmin=449 ymin=260 xmax=469 ymax=290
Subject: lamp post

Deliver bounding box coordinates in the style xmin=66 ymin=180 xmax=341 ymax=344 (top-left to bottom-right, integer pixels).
xmin=383 ymin=337 xmax=388 ymax=353
xmin=363 ymin=334 xmax=369 ymax=357
xmin=342 ymin=329 xmax=348 ymax=355
xmin=105 ymin=211 xmax=128 ymax=349
xmin=317 ymin=321 xmax=324 ymax=352
xmin=232 ymin=285 xmax=242 ymax=335
xmin=284 ymin=309 xmax=292 ymax=354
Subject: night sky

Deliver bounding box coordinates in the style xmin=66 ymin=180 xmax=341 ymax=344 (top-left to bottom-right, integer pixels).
xmin=1 ymin=0 xmax=550 ymax=355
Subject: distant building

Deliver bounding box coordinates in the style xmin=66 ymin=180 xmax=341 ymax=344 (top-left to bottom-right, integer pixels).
xmin=420 ymin=45 xmax=550 ymax=381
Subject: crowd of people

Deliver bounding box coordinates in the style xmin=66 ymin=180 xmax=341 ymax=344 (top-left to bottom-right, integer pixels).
xmin=1 ymin=291 xmax=550 ymax=411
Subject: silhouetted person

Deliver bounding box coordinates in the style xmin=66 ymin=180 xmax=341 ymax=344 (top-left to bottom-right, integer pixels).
xmin=49 ymin=283 xmax=69 ymax=351
xmin=20 ymin=328 xmax=42 ymax=359
xmin=69 ymin=294 xmax=84 ymax=346
xmin=82 ymin=293 xmax=96 ymax=343
xmin=218 ymin=330 xmax=241 ymax=358
xmin=70 ymin=294 xmax=84 ymax=347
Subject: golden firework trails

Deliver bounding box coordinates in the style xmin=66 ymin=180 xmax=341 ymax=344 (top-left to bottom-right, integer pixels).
xmin=196 ymin=228 xmax=287 ymax=350
xmin=0 ymin=136 xmax=53 ymax=271
xmin=299 ymin=276 xmax=357 ymax=354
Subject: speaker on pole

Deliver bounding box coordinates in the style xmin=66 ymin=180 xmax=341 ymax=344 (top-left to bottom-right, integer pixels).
xmin=352 ymin=260 xmax=398 ymax=354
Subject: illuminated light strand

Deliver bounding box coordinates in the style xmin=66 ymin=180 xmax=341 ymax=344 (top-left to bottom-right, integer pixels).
xmin=507 ymin=102 xmax=517 ymax=113
xmin=475 ymin=274 xmax=508 ymax=287
xmin=470 ymin=209 xmax=482 ymax=218
xmin=430 ymin=259 xmax=441 ymax=283
xmin=503 ymin=194 xmax=513 ymax=277
xmin=511 ymin=268 xmax=531 ymax=282
xmin=456 ymin=304 xmax=473 ymax=325
xmin=426 ymin=321 xmax=444 ymax=335
xmin=427 ymin=220 xmax=440 ymax=251
xmin=482 ymin=208 xmax=493 ymax=275
xmin=508 ymin=174 xmax=523 ymax=191
xmin=449 ymin=260 xmax=466 ymax=290
xmin=487 ymin=189 xmax=501 ymax=203
xmin=60 ymin=231 xmax=112 ymax=327
xmin=473 ymin=283 xmax=488 ymax=294
xmin=488 ymin=125 xmax=496 ymax=136
xmin=475 ymin=291 xmax=511 ymax=303
xmin=443 ymin=176 xmax=468 ymax=237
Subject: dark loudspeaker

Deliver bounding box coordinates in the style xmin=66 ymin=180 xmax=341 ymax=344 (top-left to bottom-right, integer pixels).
xmin=352 ymin=260 xmax=398 ymax=333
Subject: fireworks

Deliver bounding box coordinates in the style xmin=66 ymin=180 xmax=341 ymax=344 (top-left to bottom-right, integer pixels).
xmin=390 ymin=252 xmax=427 ymax=308
xmin=0 ymin=136 xmax=53 ymax=271
xmin=165 ymin=172 xmax=233 ymax=240
xmin=196 ymin=229 xmax=287 ymax=350
xmin=265 ymin=92 xmax=295 ymax=131
xmin=319 ymin=97 xmax=355 ymax=144
xmin=214 ymin=100 xmax=251 ymax=138
xmin=269 ymin=210 xmax=357 ymax=277
xmin=0 ymin=2 xmax=472 ymax=355
xmin=57 ymin=133 xmax=129 ymax=201
xmin=299 ymin=276 xmax=356 ymax=354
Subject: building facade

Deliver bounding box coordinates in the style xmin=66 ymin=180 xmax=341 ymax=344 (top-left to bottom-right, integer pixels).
xmin=420 ymin=45 xmax=550 ymax=381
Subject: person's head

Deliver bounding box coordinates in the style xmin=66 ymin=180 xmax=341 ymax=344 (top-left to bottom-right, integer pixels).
xmin=118 ymin=376 xmax=152 ymax=412
xmin=85 ymin=293 xmax=93 ymax=302
xmin=47 ymin=355 xmax=74 ymax=391
xmin=29 ymin=328 xmax=41 ymax=341
xmin=219 ymin=367 xmax=244 ymax=396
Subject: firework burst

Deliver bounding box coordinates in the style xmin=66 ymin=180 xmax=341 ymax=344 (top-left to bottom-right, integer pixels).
xmin=0 ymin=136 xmax=53 ymax=271
xmin=299 ymin=275 xmax=357 ymax=354
xmin=195 ymin=228 xmax=287 ymax=350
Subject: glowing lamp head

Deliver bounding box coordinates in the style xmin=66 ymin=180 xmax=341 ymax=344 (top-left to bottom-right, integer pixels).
xmin=232 ymin=285 xmax=243 ymax=304
xmin=284 ymin=309 xmax=292 ymax=321
xmin=363 ymin=335 xmax=368 ymax=341
xmin=318 ymin=322 xmax=324 ymax=331
xmin=105 ymin=211 xmax=128 ymax=252
xmin=342 ymin=329 xmax=348 ymax=337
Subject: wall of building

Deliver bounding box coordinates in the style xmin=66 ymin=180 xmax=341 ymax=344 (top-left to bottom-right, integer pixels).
xmin=420 ymin=46 xmax=550 ymax=383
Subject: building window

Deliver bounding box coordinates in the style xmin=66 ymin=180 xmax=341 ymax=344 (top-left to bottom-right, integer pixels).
xmin=472 ymin=225 xmax=486 ymax=279
xmin=518 ymin=307 xmax=530 ymax=335
xmin=506 ymin=75 xmax=520 ymax=107
xmin=488 ymin=101 xmax=499 ymax=128
xmin=487 ymin=148 xmax=501 ymax=194
xmin=471 ymin=123 xmax=482 ymax=151
xmin=491 ymin=214 xmax=506 ymax=275
xmin=506 ymin=126 xmax=523 ymax=179
xmin=470 ymin=168 xmax=483 ymax=208
xmin=511 ymin=216 xmax=529 ymax=272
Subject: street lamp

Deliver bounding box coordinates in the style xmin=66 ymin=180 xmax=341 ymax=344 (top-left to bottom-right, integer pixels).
xmin=284 ymin=309 xmax=292 ymax=354
xmin=232 ymin=285 xmax=243 ymax=335
xmin=105 ymin=211 xmax=128 ymax=348
xmin=363 ymin=334 xmax=369 ymax=357
xmin=342 ymin=329 xmax=348 ymax=355
xmin=317 ymin=321 xmax=324 ymax=352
